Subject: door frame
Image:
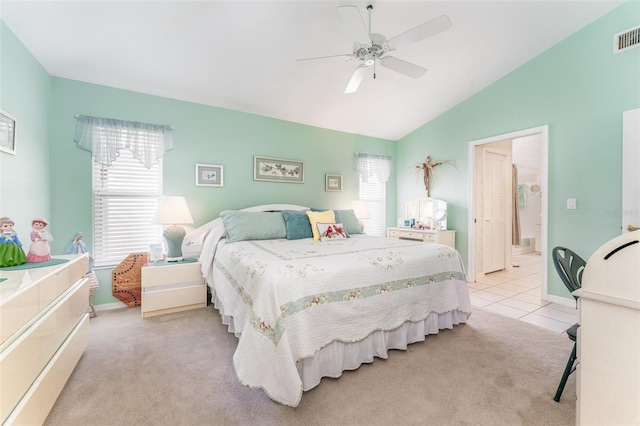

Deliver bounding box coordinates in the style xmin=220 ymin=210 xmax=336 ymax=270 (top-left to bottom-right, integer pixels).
xmin=467 ymin=125 xmax=550 ymax=300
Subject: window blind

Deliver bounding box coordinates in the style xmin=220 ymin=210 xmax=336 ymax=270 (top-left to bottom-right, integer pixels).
xmin=357 ymin=154 xmax=391 ymax=237
xmin=92 ymin=149 xmax=163 ymax=266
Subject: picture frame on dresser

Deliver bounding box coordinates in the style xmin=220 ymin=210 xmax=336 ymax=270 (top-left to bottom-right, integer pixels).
xmin=0 ymin=109 xmax=17 ymax=155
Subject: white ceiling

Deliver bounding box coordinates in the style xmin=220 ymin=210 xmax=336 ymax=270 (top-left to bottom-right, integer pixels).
xmin=0 ymin=1 xmax=624 ymax=140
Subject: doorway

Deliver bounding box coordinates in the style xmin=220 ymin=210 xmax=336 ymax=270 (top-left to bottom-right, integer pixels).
xmin=468 ymin=125 xmax=549 ymax=300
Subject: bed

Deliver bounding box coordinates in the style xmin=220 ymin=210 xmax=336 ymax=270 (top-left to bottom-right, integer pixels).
xmin=185 ymin=204 xmax=471 ymax=407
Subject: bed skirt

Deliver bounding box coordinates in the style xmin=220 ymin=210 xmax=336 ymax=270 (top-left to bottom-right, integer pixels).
xmin=212 ymin=292 xmax=470 ymax=392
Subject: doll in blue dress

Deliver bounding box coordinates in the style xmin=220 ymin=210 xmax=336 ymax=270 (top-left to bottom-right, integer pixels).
xmin=64 ymin=232 xmax=94 ymax=272
xmin=0 ymin=217 xmax=27 ymax=267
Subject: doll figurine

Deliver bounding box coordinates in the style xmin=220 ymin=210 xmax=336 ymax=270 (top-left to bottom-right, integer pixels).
xmin=27 ymin=218 xmax=53 ymax=263
xmin=0 ymin=217 xmax=27 ymax=267
xmin=65 ymin=232 xmax=94 ymax=271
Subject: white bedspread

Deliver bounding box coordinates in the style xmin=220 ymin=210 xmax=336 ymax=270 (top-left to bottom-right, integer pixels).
xmin=200 ymin=229 xmax=470 ymax=407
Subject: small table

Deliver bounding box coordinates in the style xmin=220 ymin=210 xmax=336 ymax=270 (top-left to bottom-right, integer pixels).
xmin=141 ymin=259 xmax=207 ymax=318
xmin=387 ymin=227 xmax=456 ymax=249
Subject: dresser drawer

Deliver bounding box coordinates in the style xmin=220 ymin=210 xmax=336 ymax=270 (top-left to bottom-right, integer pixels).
xmin=389 ymin=229 xmax=424 ymax=241
xmin=38 ymin=256 xmax=88 ymax=311
xmin=0 ymin=277 xmax=88 ymax=423
xmin=423 ymin=232 xmax=437 ymax=242
xmin=0 ymin=285 xmax=39 ymax=347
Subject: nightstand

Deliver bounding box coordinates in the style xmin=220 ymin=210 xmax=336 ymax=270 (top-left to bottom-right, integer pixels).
xmin=141 ymin=259 xmax=206 ymax=318
xmin=386 ymin=227 xmax=456 ymax=249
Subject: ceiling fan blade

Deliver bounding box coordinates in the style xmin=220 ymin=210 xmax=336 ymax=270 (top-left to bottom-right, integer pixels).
xmin=338 ymin=5 xmax=370 ymax=43
xmin=379 ymin=56 xmax=427 ymax=79
xmin=387 ymin=15 xmax=452 ymax=50
xmin=297 ymin=53 xmax=355 ymax=62
xmin=344 ymin=64 xmax=369 ymax=94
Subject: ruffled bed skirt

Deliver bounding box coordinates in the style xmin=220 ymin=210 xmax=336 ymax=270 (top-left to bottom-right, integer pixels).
xmin=213 ymin=293 xmax=470 ymax=392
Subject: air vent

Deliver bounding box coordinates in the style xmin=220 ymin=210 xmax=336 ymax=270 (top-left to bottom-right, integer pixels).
xmin=613 ymin=25 xmax=640 ymax=54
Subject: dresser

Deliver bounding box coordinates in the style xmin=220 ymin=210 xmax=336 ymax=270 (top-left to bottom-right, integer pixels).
xmin=387 ymin=227 xmax=456 ymax=249
xmin=0 ymin=254 xmax=90 ymax=425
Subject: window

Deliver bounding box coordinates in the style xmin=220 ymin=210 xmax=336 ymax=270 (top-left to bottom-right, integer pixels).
xmin=92 ymin=149 xmax=163 ymax=267
xmin=75 ymin=115 xmax=171 ymax=267
xmin=356 ymin=154 xmax=392 ymax=237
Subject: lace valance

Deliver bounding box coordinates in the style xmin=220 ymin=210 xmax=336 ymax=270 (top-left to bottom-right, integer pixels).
xmin=74 ymin=115 xmax=173 ymax=168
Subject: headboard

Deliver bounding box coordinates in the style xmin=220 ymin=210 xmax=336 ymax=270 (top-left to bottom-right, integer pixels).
xmin=182 ymin=204 xmax=309 ymax=258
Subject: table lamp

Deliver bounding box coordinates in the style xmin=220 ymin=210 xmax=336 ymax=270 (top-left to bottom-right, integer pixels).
xmin=153 ymin=195 xmax=194 ymax=262
xmin=350 ymin=200 xmax=372 ymax=232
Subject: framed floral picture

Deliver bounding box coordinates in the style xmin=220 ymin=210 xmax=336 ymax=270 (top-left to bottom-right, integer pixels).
xmin=0 ymin=110 xmax=17 ymax=155
xmin=195 ymin=163 xmax=223 ymax=187
xmin=325 ymin=174 xmax=342 ymax=192
xmin=254 ymin=155 xmax=304 ymax=183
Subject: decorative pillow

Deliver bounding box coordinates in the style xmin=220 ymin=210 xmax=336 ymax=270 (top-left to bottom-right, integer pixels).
xmin=281 ymin=211 xmax=313 ymax=240
xmin=316 ymin=223 xmax=347 ymax=241
xmin=306 ymin=210 xmax=336 ymax=240
xmin=220 ymin=210 xmax=287 ymax=243
xmin=333 ymin=209 xmax=362 ymax=234
xmin=310 ymin=208 xmax=353 ymax=237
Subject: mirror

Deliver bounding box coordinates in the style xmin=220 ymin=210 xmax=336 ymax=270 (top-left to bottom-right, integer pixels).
xmin=406 ymin=198 xmax=447 ymax=230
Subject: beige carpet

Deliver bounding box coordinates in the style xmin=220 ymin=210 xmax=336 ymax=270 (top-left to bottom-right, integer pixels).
xmin=44 ymin=306 xmax=576 ymax=426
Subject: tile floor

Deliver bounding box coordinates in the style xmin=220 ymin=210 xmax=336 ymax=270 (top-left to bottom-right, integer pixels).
xmin=469 ymin=252 xmax=578 ymax=333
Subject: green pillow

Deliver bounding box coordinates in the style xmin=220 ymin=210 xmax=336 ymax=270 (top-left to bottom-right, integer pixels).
xmin=282 ymin=211 xmax=313 ymax=240
xmin=220 ymin=210 xmax=287 ymax=243
xmin=334 ymin=209 xmax=362 ymax=234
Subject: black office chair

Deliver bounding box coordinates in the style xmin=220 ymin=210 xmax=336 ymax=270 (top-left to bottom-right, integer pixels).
xmin=551 ymin=246 xmax=586 ymax=402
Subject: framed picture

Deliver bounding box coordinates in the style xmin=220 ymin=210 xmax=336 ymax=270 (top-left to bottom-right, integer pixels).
xmin=325 ymin=174 xmax=342 ymax=192
xmin=195 ymin=163 xmax=223 ymax=187
xmin=0 ymin=110 xmax=17 ymax=155
xmin=254 ymin=155 xmax=304 ymax=183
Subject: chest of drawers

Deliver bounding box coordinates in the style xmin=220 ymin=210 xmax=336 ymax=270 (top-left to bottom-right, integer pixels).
xmin=0 ymin=254 xmax=90 ymax=425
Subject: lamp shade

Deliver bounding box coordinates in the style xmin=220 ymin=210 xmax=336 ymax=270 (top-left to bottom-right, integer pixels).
xmin=350 ymin=200 xmax=372 ymax=219
xmin=153 ymin=196 xmax=194 ymax=225
xmin=153 ymin=196 xmax=193 ymax=262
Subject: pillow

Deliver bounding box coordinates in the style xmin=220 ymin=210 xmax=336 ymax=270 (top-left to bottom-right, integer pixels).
xmin=316 ymin=223 xmax=347 ymax=241
xmin=281 ymin=211 xmax=313 ymax=240
xmin=333 ymin=209 xmax=362 ymax=234
xmin=219 ymin=210 xmax=287 ymax=243
xmin=310 ymin=208 xmax=353 ymax=237
xmin=306 ymin=210 xmax=336 ymax=240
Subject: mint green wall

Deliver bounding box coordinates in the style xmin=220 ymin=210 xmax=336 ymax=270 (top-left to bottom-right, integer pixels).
xmin=397 ymin=2 xmax=640 ymax=299
xmin=0 ymin=21 xmax=52 ymax=244
xmin=49 ymin=78 xmax=396 ymax=305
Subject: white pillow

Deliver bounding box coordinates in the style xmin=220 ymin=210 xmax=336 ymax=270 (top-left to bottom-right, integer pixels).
xmin=316 ymin=223 xmax=347 ymax=241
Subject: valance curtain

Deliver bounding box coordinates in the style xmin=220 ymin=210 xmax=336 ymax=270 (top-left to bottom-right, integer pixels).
xmin=74 ymin=115 xmax=173 ymax=169
xmin=355 ymin=153 xmax=392 ymax=183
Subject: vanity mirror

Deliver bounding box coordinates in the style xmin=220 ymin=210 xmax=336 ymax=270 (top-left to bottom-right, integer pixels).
xmin=405 ymin=198 xmax=448 ymax=230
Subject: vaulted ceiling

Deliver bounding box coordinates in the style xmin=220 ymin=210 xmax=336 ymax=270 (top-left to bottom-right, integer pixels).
xmin=1 ymin=1 xmax=624 ymax=140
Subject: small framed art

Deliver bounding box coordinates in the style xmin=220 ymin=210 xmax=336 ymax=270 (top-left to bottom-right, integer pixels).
xmin=254 ymin=155 xmax=304 ymax=183
xmin=0 ymin=110 xmax=17 ymax=155
xmin=195 ymin=163 xmax=223 ymax=187
xmin=325 ymin=174 xmax=342 ymax=192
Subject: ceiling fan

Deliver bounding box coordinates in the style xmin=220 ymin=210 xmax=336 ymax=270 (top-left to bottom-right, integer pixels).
xmin=297 ymin=2 xmax=452 ymax=94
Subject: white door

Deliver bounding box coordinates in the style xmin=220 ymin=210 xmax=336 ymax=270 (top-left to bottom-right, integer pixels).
xmin=623 ymin=108 xmax=640 ymax=233
xmin=482 ymin=150 xmax=508 ymax=273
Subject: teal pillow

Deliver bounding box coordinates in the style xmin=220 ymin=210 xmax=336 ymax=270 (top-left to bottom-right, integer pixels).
xmin=220 ymin=210 xmax=287 ymax=243
xmin=334 ymin=209 xmax=362 ymax=234
xmin=282 ymin=211 xmax=313 ymax=240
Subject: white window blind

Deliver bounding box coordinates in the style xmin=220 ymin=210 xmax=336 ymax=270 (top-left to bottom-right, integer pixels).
xmin=357 ymin=154 xmax=391 ymax=237
xmin=92 ymin=149 xmax=163 ymax=266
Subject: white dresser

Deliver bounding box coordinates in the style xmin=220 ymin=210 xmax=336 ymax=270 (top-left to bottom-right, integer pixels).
xmin=386 ymin=227 xmax=456 ymax=249
xmin=0 ymin=254 xmax=90 ymax=425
